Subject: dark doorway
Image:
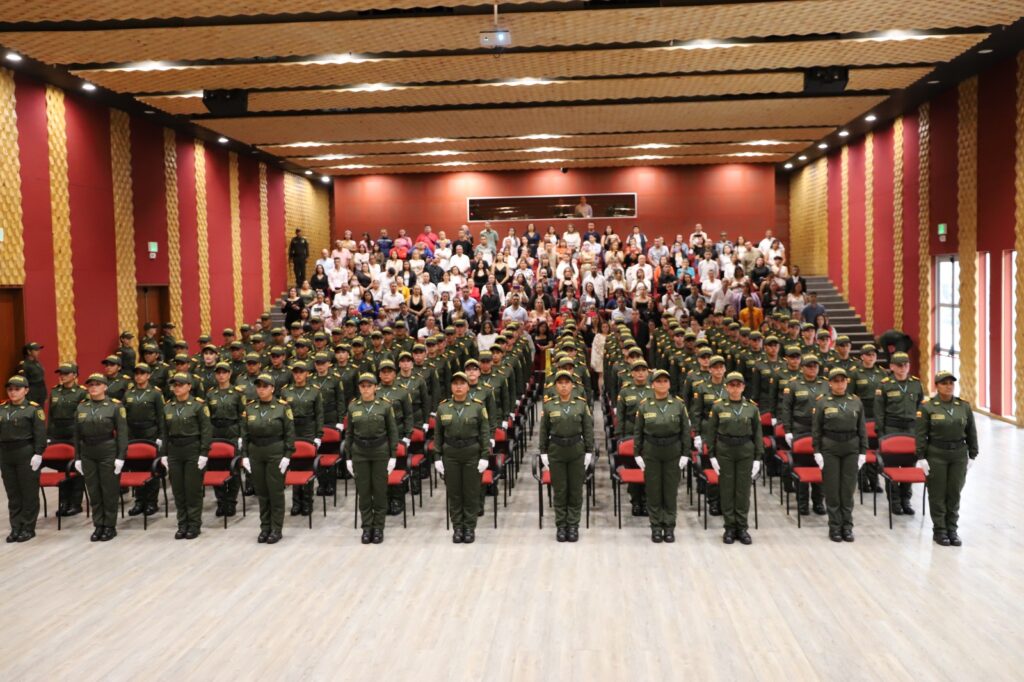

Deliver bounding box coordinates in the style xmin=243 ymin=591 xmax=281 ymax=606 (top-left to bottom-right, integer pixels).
xmin=0 ymin=288 xmax=25 ymax=382
xmin=136 ymin=285 xmax=170 ymax=340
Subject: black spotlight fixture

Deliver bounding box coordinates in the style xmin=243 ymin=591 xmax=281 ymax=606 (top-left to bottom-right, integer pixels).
xmin=202 ymin=89 xmax=248 ymax=116
xmin=803 ymin=67 xmax=849 ymax=95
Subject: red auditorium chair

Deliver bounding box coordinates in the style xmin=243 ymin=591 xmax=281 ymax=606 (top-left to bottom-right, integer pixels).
xmin=318 ymin=425 xmax=342 ymax=507
xmin=38 ymin=441 xmax=83 ymax=530
xmin=201 ymin=439 xmax=244 ymax=528
xmin=285 ymin=439 xmax=323 ymax=529
xmin=118 ymin=440 xmax=168 ymax=529
xmin=876 ymin=434 xmax=928 ymax=529
xmin=784 ymin=436 xmax=821 ymax=528
xmin=492 ymin=424 xmax=514 ymax=500
xmin=759 ymin=411 xmax=776 ymax=491
xmin=408 ymin=420 xmax=431 ymax=500
xmin=773 ymin=423 xmax=791 ymax=504
xmin=610 ymin=439 xmax=642 ymax=529
xmin=859 ymin=420 xmax=879 ymax=505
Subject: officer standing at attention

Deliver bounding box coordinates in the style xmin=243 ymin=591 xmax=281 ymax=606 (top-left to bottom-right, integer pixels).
xmin=101 ymin=356 xmax=132 ymax=402
xmin=634 ymin=369 xmax=691 ymax=544
xmin=289 ymin=228 xmax=310 ymax=287
xmin=282 ymin=361 xmax=323 ymax=517
xmin=873 ymin=352 xmax=925 ymax=515
xmin=163 ymin=373 xmax=212 ymax=539
xmin=74 ymin=373 xmax=128 ymax=542
xmin=124 ymin=363 xmax=166 ymax=518
xmin=706 ymin=372 xmax=763 ymax=545
xmin=615 ymin=360 xmax=653 ymax=517
xmin=345 ymin=373 xmax=399 ymax=545
xmin=915 ymin=371 xmax=978 ymax=547
xmin=116 ymin=331 xmax=136 ymax=373
xmin=242 ymin=374 xmax=295 ymax=544
xmin=850 ymin=343 xmax=887 ymax=493
xmin=539 ymin=370 xmax=594 ymax=543
xmin=692 ymin=355 xmax=729 ymax=516
xmin=779 ymin=355 xmax=828 ymax=516
xmin=433 ymin=372 xmax=490 ymax=544
xmin=0 ymin=376 xmax=46 ymax=542
xmin=812 ymin=367 xmax=868 ymax=542
xmin=47 ymin=363 xmax=86 ymax=517
xmin=18 ymin=342 xmax=47 ymax=406
xmin=207 ymin=362 xmax=247 ymax=518
xmin=160 ymin=322 xmax=178 ymax=363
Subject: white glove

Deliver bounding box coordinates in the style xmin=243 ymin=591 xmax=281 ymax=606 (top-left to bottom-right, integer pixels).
xmin=160 ymin=456 xmax=168 ymax=469
xmin=242 ymin=457 xmax=251 ymax=473
xmin=477 ymin=459 xmax=488 ymax=474
xmin=30 ymin=455 xmax=42 ymax=471
xmin=916 ymin=459 xmax=930 ymax=476
xmin=46 ymin=438 xmax=51 ymax=445
xmin=387 ymin=458 xmax=396 ymax=474
xmin=278 ymin=457 xmax=290 ymax=474
xmin=813 ymin=453 xmax=824 ymax=469
xmin=857 ymin=454 xmax=866 ymax=470
xmin=966 ymin=458 xmax=974 ymax=472
xmin=114 ymin=459 xmax=124 ymax=475
xmin=785 ymin=433 xmax=794 ymax=447
xmin=346 ymin=460 xmax=355 ymax=477
xmin=635 ymin=456 xmax=646 ymax=471
xmin=751 ymin=460 xmax=762 ymax=479
xmin=237 ymin=438 xmax=243 ymax=450
xmin=693 ymin=435 xmax=703 ymax=452
xmin=155 ymin=438 xmax=163 ymax=449
xmin=402 ymin=437 xmax=411 ymax=447
xmin=422 ymin=423 xmax=429 ymax=432
xmin=314 ymin=438 xmax=322 ymax=449
xmin=434 ymin=460 xmax=445 ymax=475
xmin=540 ymin=454 xmax=549 ymax=469
xmin=502 ymin=420 xmax=508 ymax=430
xmin=710 ymin=457 xmax=720 ymax=475
xmin=489 ymin=439 xmax=495 ymax=449
xmin=584 ymin=452 xmax=593 ymax=469
xmin=74 ymin=460 xmax=83 ymax=475
xmin=336 ymin=423 xmax=345 ymax=432
xmin=771 ymin=417 xmax=778 ymax=427
xmin=197 ymin=456 xmax=208 ymax=470
xmin=678 ymin=457 xmax=688 ymax=471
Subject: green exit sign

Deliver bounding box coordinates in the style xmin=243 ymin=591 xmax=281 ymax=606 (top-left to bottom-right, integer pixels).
xmin=937 ymin=223 xmax=947 ymax=236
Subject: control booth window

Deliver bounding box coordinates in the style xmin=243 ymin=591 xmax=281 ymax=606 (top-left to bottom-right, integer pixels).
xmin=468 ymin=193 xmax=637 ymax=222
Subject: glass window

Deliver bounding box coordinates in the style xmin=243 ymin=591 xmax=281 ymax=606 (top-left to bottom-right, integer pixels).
xmin=935 ymin=256 xmax=960 ymax=380
xmin=467 ymin=193 xmax=637 ymax=222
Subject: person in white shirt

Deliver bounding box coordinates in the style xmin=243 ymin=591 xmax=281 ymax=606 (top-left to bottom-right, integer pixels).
xmin=697 ymin=253 xmax=719 ymax=282
xmin=315 ymin=249 xmax=334 ymax=276
xmin=418 ymin=272 xmax=437 ymax=308
xmin=574 ymin=197 xmax=594 ymax=218
xmin=449 ymin=245 xmax=471 ymax=274
xmin=625 ymin=255 xmax=653 ymax=287
xmin=688 ymin=223 xmax=708 ymax=248
xmin=381 ymin=282 xmax=405 ymax=320
xmin=327 ymin=258 xmax=348 ymax=292
xmin=437 ymin=271 xmax=458 ymax=300
xmin=555 ymin=253 xmax=578 ymax=281
xmin=647 ymin=237 xmax=669 ymax=265
xmin=757 ymin=229 xmax=775 ymax=256
xmin=409 ymin=250 xmax=426 ymax=277
xmin=368 ymin=280 xmax=384 ymax=303
xmin=709 ymin=282 xmax=729 ymax=314
xmin=563 ymin=224 xmax=582 ymax=252
xmin=309 ymin=292 xmax=331 ymax=320
xmin=581 ymin=266 xmax=607 ymax=301
xmin=433 ymin=241 xmax=451 ymax=270
xmin=332 ymin=282 xmax=357 ymax=310
xmin=501 ymin=228 xmax=520 ymax=262
xmin=701 ymin=271 xmax=723 ymax=299
xmin=417 ymin=316 xmax=439 ymax=340
xmin=501 ymin=295 xmax=529 ymax=325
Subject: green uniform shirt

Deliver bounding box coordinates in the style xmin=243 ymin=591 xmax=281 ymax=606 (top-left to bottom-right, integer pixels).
xmin=281 ymin=384 xmax=324 ymax=441
xmin=433 ymin=397 xmax=489 ymax=461
xmin=850 ymin=365 xmax=887 ymax=420
xmin=74 ymin=398 xmax=128 ymax=460
xmin=539 ymin=396 xmax=594 ymax=460
xmin=706 ymin=397 xmax=763 ymax=460
xmin=779 ymin=376 xmax=827 ymax=436
xmin=206 ymin=385 xmax=247 ymax=440
xmin=48 ymin=383 xmax=86 ymax=441
xmin=311 ymin=372 xmax=346 ymax=425
xmin=105 ymin=373 xmax=132 ymax=402
xmin=615 ymin=382 xmax=653 ymax=440
xmin=915 ymin=396 xmax=979 ymax=460
xmin=811 ymin=392 xmax=868 ymax=455
xmin=244 ymin=399 xmax=295 ymax=457
xmin=397 ymin=372 xmax=431 ymax=426
xmin=874 ymin=376 xmax=925 ymax=437
xmin=634 ymin=395 xmax=691 ymax=459
xmin=0 ymin=400 xmax=47 ymax=455
xmin=344 ymin=398 xmax=398 ymax=462
xmin=124 ymin=385 xmax=166 ymax=441
xmin=163 ymin=398 xmax=212 ymax=457
xmin=17 ymin=358 xmax=47 ymax=405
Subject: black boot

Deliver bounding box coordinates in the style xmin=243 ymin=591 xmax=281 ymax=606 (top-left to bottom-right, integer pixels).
xmin=361 ymin=529 xmax=373 ymax=544
xmin=223 ymin=504 xmax=237 ymax=518
xmin=371 ymin=528 xmax=384 ymax=544
xmin=290 ymin=497 xmax=302 ymax=516
xmin=651 ymin=528 xmax=664 ymax=544
xmin=798 ymin=503 xmax=810 ymax=516
xmin=841 ymin=529 xmax=855 ymax=542
xmin=464 ymin=528 xmax=476 ymax=544
xmin=143 ymin=504 xmax=159 ymax=516
xmin=631 ymin=503 xmax=643 ymax=517
xmin=638 ymin=503 xmax=649 ymax=517
xmin=185 ymin=527 xmax=200 ymax=540
xmin=5 ymin=530 xmax=19 ymax=543
xmin=891 ymin=499 xmax=905 ymax=515
xmin=722 ymin=529 xmax=735 ymax=544
xmin=175 ymin=527 xmax=187 ymax=540
xmin=567 ymin=526 xmax=579 ymax=543
xmin=900 ymin=498 xmax=915 ymax=515
xmin=556 ymin=526 xmax=567 ymax=542
xmin=663 ymin=529 xmax=676 ymax=543
xmin=266 ymin=530 xmax=282 ymax=544
xmin=829 ymin=530 xmax=843 ymax=542
xmin=812 ymin=502 xmax=826 ymax=515
xmin=128 ymin=502 xmax=146 ymax=517
xmin=933 ymin=531 xmax=951 ymax=546
xmin=90 ymin=527 xmax=103 ymax=542
xmin=16 ymin=529 xmax=36 ymax=543
xmin=947 ymin=530 xmax=963 ymax=547
xmin=215 ymin=504 xmax=225 ymax=517
xmin=453 ymin=527 xmax=464 ymax=544
xmin=737 ymin=530 xmax=752 ymax=545
xmin=100 ymin=527 xmax=117 ymax=542
xmin=257 ymin=530 xmax=269 ymax=543
xmin=708 ymin=500 xmax=722 ymax=516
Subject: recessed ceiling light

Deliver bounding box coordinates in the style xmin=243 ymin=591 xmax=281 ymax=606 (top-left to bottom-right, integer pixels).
xmin=144 ymin=110 xmax=155 ymax=115
xmin=498 ymin=77 xmax=554 ymax=87
xmin=727 ymin=151 xmax=773 ymax=157
xmin=308 ymin=153 xmax=357 ymax=161
xmin=817 ymin=143 xmax=828 ymax=150
xmin=629 ymin=143 xmax=675 ymax=150
xmin=330 ymin=164 xmax=376 ymax=170
xmin=626 ymin=155 xmax=670 ymax=161
xmin=978 ymin=49 xmax=993 ymax=54
xmin=532 ymin=158 xmax=567 ymax=163
xmin=346 ymin=83 xmax=401 ymax=93
xmin=514 ymin=133 xmax=565 ymax=140
xmin=217 ymin=136 xmax=229 ymax=144
xmin=414 ymin=150 xmax=463 ymax=157
xmin=320 ymin=176 xmax=331 ymax=183
xmin=927 ymin=79 xmax=941 ymax=85
xmin=666 ymin=38 xmax=734 ymax=51
xmin=279 ymin=141 xmax=332 ymax=148
xmin=865 ymin=29 xmax=922 ymax=42
xmin=4 ymin=52 xmax=22 ymax=62
xmin=740 ymin=139 xmax=787 ymax=146
xmin=82 ymin=82 xmax=97 ymax=91
xmin=784 ymin=163 xmax=794 ymax=169
xmin=436 ymin=161 xmax=475 ymax=167
xmin=400 ymin=137 xmax=453 ymax=144
xmin=798 ymin=155 xmax=808 ymax=161
xmin=865 ymin=114 xmax=877 ymax=122
xmin=522 ymin=147 xmax=567 ymax=153
xmin=304 ymin=170 xmax=313 ymax=175
xmin=838 ymin=130 xmax=850 ymax=137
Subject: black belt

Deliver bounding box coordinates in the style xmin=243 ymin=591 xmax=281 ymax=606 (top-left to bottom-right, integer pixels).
xmin=930 ymin=439 xmax=966 ymax=450
xmin=294 ymin=416 xmax=310 ymax=426
xmin=0 ymin=438 xmax=33 ymax=447
xmin=352 ymin=435 xmax=387 ymax=448
xmin=444 ymin=437 xmax=478 ymax=449
xmin=128 ymin=420 xmax=156 ymax=430
xmin=716 ymin=434 xmax=752 ymax=446
xmin=51 ymin=417 xmax=74 ymax=424
xmin=644 ymin=434 xmax=679 ymax=446
xmin=81 ymin=435 xmax=114 ymax=446
xmin=794 ymin=417 xmax=811 ymax=427
xmin=168 ymin=435 xmax=199 ymax=446
xmin=210 ymin=417 xmax=235 ymax=428
xmin=885 ymin=417 xmax=914 ymax=429
xmin=249 ymin=435 xmax=280 ymax=447
xmin=824 ymin=430 xmax=858 ymax=440
xmin=548 ymin=434 xmax=580 ymax=446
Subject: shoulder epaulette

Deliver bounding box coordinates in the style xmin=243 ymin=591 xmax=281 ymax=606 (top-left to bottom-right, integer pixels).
xmin=713 ymin=398 xmax=721 ymax=403
xmin=439 ymin=399 xmax=449 ymax=406
xmin=111 ymin=398 xmax=122 ymax=404
xmin=815 ymin=394 xmax=824 ymax=400
xmin=279 ymin=399 xmax=288 ymax=405
xmin=29 ymin=400 xmax=39 ymax=407
xmin=543 ymin=396 xmax=551 ymax=402
xmin=472 ymin=398 xmax=483 ymax=404
xmin=381 ymin=396 xmax=391 ymax=403
xmin=932 ymin=399 xmax=940 ymax=405
xmin=911 ymin=375 xmax=920 ymax=380
xmin=195 ymin=397 xmax=205 ymax=403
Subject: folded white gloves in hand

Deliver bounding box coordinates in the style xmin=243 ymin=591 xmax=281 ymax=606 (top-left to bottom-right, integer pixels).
xmin=314 ymin=438 xmax=321 ymax=449
xmin=489 ymin=439 xmax=495 ymax=449
xmin=197 ymin=455 xmax=208 ymax=470
xmin=30 ymin=455 xmax=42 ymax=471
xmin=434 ymin=460 xmax=445 ymax=475
xmin=710 ymin=457 xmax=720 ymax=475
xmin=635 ymin=456 xmax=646 ymax=471
xmin=114 ymin=459 xmax=124 ymax=475
xmin=584 ymin=452 xmax=593 ymax=469
xmin=751 ymin=460 xmax=762 ymax=479
xmin=422 ymin=423 xmax=429 ymax=432
xmin=857 ymin=454 xmax=866 ymax=470
xmin=402 ymin=437 xmax=411 ymax=447
xmin=160 ymin=456 xmax=168 ymax=469
xmin=771 ymin=418 xmax=778 ymax=427
xmin=679 ymin=457 xmax=688 ymax=471
xmin=237 ymin=438 xmax=243 ymax=450
xmin=785 ymin=433 xmax=794 ymax=447
xmin=477 ymin=459 xmax=488 ymax=474
xmin=346 ymin=460 xmax=355 ymax=477
xmin=242 ymin=457 xmax=251 ymax=473
xmin=540 ymin=454 xmax=549 ymax=469
xmin=387 ymin=458 xmax=396 ymax=474
xmin=155 ymin=438 xmax=163 ymax=449
xmin=74 ymin=460 xmax=83 ymax=475
xmin=693 ymin=435 xmax=703 ymax=452
xmin=916 ymin=459 xmax=930 ymax=476
xmin=278 ymin=457 xmax=290 ymax=474
xmin=813 ymin=453 xmax=824 ymax=469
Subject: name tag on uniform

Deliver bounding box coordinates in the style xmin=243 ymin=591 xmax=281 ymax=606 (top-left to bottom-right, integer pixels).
xmin=719 ymin=413 xmax=732 ymax=419
xmin=856 ymin=379 xmax=867 ymax=385
xmin=247 ymin=415 xmax=256 ymax=421
xmin=165 ymin=414 xmax=172 ymax=420
xmin=930 ymin=413 xmax=945 ymax=420
xmin=825 ymin=407 xmax=839 ymax=415
xmin=550 ymin=413 xmax=560 ymax=419
xmin=351 ymin=410 xmax=363 ymax=418
xmin=888 ymin=391 xmax=901 ymax=397
xmin=126 ymin=397 xmax=134 ymax=404
xmin=440 ymin=414 xmax=453 ymax=423
xmin=643 ymin=412 xmax=656 ymax=419
xmin=625 ymin=396 xmax=636 ymax=403
xmin=285 ymin=396 xmax=294 ymax=402
xmin=78 ymin=413 xmax=86 ymax=420
xmin=796 ymin=391 xmax=808 ymax=397
xmin=209 ymin=399 xmax=218 ymax=405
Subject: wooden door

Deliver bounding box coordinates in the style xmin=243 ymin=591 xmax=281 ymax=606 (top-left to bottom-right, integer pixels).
xmin=136 ymin=285 xmax=170 ymax=339
xmin=0 ymin=288 xmax=24 ymax=381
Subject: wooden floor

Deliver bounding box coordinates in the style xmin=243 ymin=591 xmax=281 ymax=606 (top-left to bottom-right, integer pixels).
xmin=1 ymin=406 xmax=1022 ymax=682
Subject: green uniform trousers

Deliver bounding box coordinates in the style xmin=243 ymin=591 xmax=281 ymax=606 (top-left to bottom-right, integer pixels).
xmin=82 ymin=447 xmax=119 ymax=528
xmin=443 ymin=449 xmax=482 ymax=530
xmin=644 ymin=448 xmax=681 ymax=530
xmin=167 ymin=448 xmax=204 ymax=530
xmin=250 ymin=451 xmax=286 ymax=533
xmin=718 ymin=445 xmax=754 ymax=532
xmin=925 ymin=447 xmax=968 ymax=533
xmin=1 ymin=446 xmax=40 ymax=533
xmin=823 ymin=449 xmax=859 ymax=532
xmin=550 ymin=451 xmax=585 ymax=528
xmin=355 ymin=459 xmax=388 ymax=530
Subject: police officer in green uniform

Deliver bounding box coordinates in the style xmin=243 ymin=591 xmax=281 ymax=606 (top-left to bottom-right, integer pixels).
xmin=693 ymin=355 xmax=729 ymax=516
xmin=1 ymin=376 xmax=46 ymax=542
xmin=171 ymin=354 xmax=206 ymax=400
xmin=160 ymin=322 xmax=178 ymax=363
xmin=163 ymin=373 xmax=212 ymax=539
xmin=235 ymin=353 xmax=263 ymax=402
xmin=141 ymin=343 xmax=171 ymax=394
xmin=616 ymin=360 xmax=653 ymax=517
xmin=48 ymin=362 xmax=87 ymax=516
xmin=282 ymin=361 xmax=324 ymax=517
xmin=873 ymin=351 xmax=925 ymax=514
xmin=207 ymin=362 xmax=247 ymax=517
xmin=116 ymin=331 xmax=136 ymax=374
xmin=706 ymin=371 xmax=763 ymax=545
xmin=915 ymin=371 xmax=979 ymax=547
xmin=634 ymin=369 xmax=691 ymax=543
xmin=539 ymin=370 xmax=594 ymax=543
xmin=812 ymin=367 xmax=869 ymax=542
xmin=18 ymin=342 xmax=47 ymax=406
xmin=377 ymin=359 xmax=413 ymax=515
xmin=124 ymin=363 xmax=167 ymax=518
xmin=265 ymin=347 xmax=291 ymax=393
xmin=74 ymin=373 xmax=128 ymax=542
xmin=850 ymin=344 xmax=887 ymax=492
xmin=241 ymin=374 xmax=295 ymax=544
xmin=434 ymin=372 xmax=490 ymax=544
xmin=344 ymin=373 xmax=399 ymax=545
xmin=779 ymin=354 xmax=828 ymax=516
xmin=101 ymin=355 xmax=132 ymax=402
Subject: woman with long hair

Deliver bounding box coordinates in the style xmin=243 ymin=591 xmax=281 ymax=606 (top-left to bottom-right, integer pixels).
xmin=281 ymin=287 xmax=305 ymax=327
xmin=501 ymin=227 xmax=520 ymax=263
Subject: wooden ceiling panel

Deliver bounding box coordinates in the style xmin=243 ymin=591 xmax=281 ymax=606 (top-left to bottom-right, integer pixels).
xmin=203 ymin=95 xmax=886 ymax=145
xmin=1 ymin=1 xmax=1018 ymax=64
xmin=72 ymin=34 xmax=984 ymax=96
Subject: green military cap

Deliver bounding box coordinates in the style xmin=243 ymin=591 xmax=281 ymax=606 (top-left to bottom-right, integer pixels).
xmin=394 ymin=320 xmax=407 ymax=329
xmin=289 ymin=322 xmax=302 ymax=330
xmin=198 ymin=335 xmax=211 ymax=344
xmin=861 ymin=343 xmax=877 ymax=353
xmin=722 ymin=317 xmax=734 ymax=325
xmin=816 ymin=329 xmax=831 ymax=339
xmin=295 ymin=338 xmax=311 ymax=348
xmin=444 ymin=327 xmax=456 ymax=335
xmin=490 ymin=344 xmax=504 ymax=353
xmin=271 ymin=327 xmax=285 ymax=335
xmin=56 ymin=362 xmax=79 ymax=374
xmin=228 ymin=341 xmax=243 ymax=350
xmin=313 ymin=352 xmax=331 ymax=363
xmin=626 ymin=347 xmax=643 ymax=357
xmin=269 ymin=346 xmax=286 ymax=356
xmin=764 ymin=335 xmax=779 ymax=344
xmin=398 ymin=351 xmax=413 ymax=361
xmin=250 ymin=333 xmax=265 ymax=343
xmin=202 ymin=343 xmax=218 ymax=352
xmin=725 ymin=371 xmax=746 ymax=384
xmin=784 ymin=345 xmax=802 ymax=357
xmin=169 ymin=372 xmax=192 ymax=386
xmin=506 ymin=322 xmax=520 ymax=330
xmin=479 ymin=351 xmax=493 ymax=361
xmin=344 ymin=319 xmax=357 ymax=327
xmin=835 ymin=335 xmax=851 ymax=345
xmin=84 ymin=373 xmax=108 ymax=385
xmin=801 ymin=354 xmax=820 ymax=366
xmin=357 ymin=373 xmax=377 ymax=385
xmin=451 ymin=372 xmax=468 ymax=383
xmin=412 ymin=344 xmax=426 ymax=352
xmin=630 ymin=360 xmax=649 ymax=370
xmin=696 ymin=347 xmax=713 ymax=358
xmin=309 ymin=316 xmax=323 ymax=324
xmin=133 ymin=363 xmax=152 ymax=374
xmin=254 ymin=373 xmax=275 ymax=386
xmin=728 ymin=323 xmax=740 ymax=330
xmin=245 ymin=353 xmax=261 ymax=363
xmin=378 ymin=359 xmax=397 ymax=371
xmin=935 ymin=370 xmax=957 ymax=383
xmin=651 ymin=369 xmax=671 ymax=381
xmin=709 ymin=355 xmax=726 ymax=366
xmin=173 ymin=354 xmax=190 ymax=364
xmin=828 ymin=367 xmax=849 ymax=380
xmin=801 ymin=323 xmax=815 ymax=331
xmin=890 ymin=352 xmax=910 ymax=364
xmin=102 ymin=355 xmax=122 ymax=366
xmin=141 ymin=343 xmax=160 ymax=354
xmin=6 ymin=375 xmax=29 ymax=388
xmin=351 ymin=337 xmax=365 ymax=347
xmin=787 ymin=319 xmax=801 ymax=328
xmin=222 ymin=328 xmax=235 ymax=336
xmin=749 ymin=331 xmax=763 ymax=340
xmin=290 ymin=361 xmax=310 ymax=372
xmin=739 ymin=326 xmax=751 ymax=336
xmin=556 ymin=356 xmax=574 ymax=368
xmin=369 ymin=330 xmax=383 ymax=339
xmin=683 ymin=332 xmax=697 ymax=340
xmin=120 ymin=330 xmax=134 ymax=339
xmin=425 ymin=338 xmax=438 ymax=346
xmin=673 ymin=328 xmax=686 ymax=337
xmin=333 ymin=343 xmax=351 ymax=352
xmin=382 ymin=326 xmax=393 ymax=335
xmin=312 ymin=332 xmax=328 ymax=341
xmin=464 ymin=358 xmax=480 ymax=369
xmin=144 ymin=322 xmax=158 ymax=330
xmin=213 ymin=361 xmax=230 ymax=372
xmin=554 ymin=370 xmax=574 ymax=382
xmin=162 ymin=322 xmax=176 ymax=329
xmin=331 ymin=329 xmax=344 ymax=336
xmin=259 ymin=313 xmax=271 ymax=321
xmin=358 ymin=317 xmax=372 ymax=325
xmin=560 ymin=341 xmax=577 ymax=350
xmin=499 ymin=331 xmax=514 ymax=339
xmin=454 ymin=319 xmax=468 ymax=327
xmin=240 ymin=324 xmax=251 ymax=332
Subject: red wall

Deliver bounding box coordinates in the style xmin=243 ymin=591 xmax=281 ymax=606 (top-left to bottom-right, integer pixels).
xmin=332 ymin=164 xmax=782 ymax=246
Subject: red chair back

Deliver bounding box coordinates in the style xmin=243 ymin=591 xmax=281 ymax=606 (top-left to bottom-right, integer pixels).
xmin=42 ymin=442 xmax=75 ymax=462
xmin=321 ymin=426 xmax=341 ymax=444
xmin=208 ymin=440 xmax=236 ymax=460
xmin=395 ymin=442 xmax=407 ymax=459
xmin=792 ymin=436 xmax=815 ymax=455
xmin=760 ymin=412 xmax=773 ymax=427
xmin=428 ymin=415 xmax=436 ymax=430
xmin=866 ymin=420 xmax=878 ymax=439
xmin=617 ymin=439 xmax=634 ymax=457
xmin=880 ymin=434 xmax=915 ymax=455
xmin=126 ymin=441 xmax=158 ymax=460
xmin=293 ymin=439 xmax=317 ymax=460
